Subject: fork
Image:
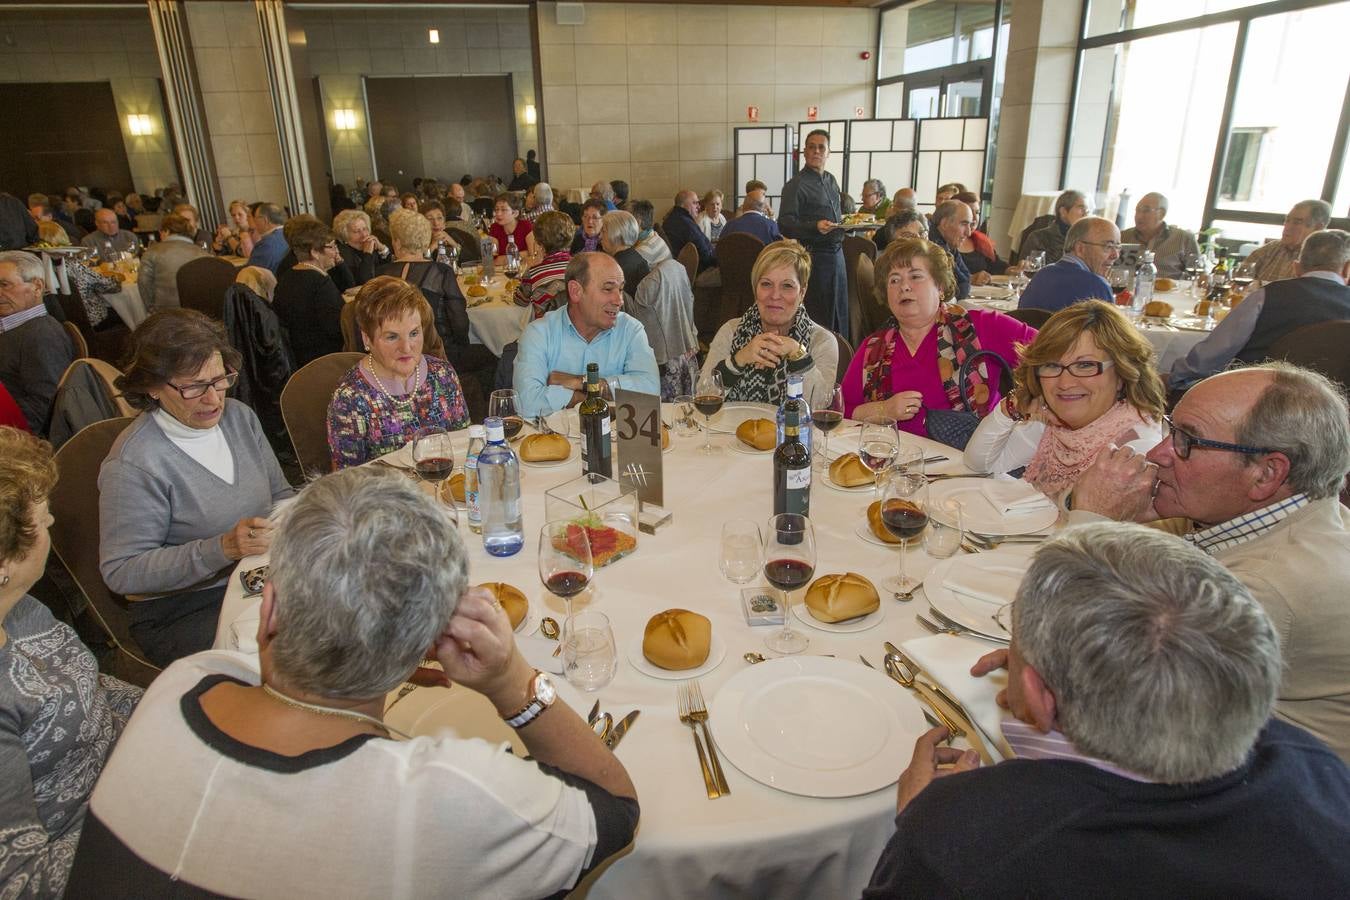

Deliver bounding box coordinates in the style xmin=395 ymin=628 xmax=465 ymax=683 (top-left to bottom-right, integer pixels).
xmin=965 ymin=532 xmax=1049 ymax=550
xmin=677 ymin=684 xmax=720 ymax=799
xmin=685 ymin=680 xmax=731 ymax=795
xmin=929 ymin=605 xmax=1009 ymax=642
xmin=534 ymin=415 xmax=554 ymax=435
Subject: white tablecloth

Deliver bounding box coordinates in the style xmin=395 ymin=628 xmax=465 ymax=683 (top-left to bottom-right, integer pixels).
xmin=461 ymin=272 xmax=529 ymax=357
xmin=214 ymin=409 xmax=1008 ymax=900
xmin=108 ymin=280 xmax=147 ymax=328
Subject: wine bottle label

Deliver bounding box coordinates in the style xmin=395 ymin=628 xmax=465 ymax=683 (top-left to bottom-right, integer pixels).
xmin=786 ymin=466 xmax=811 ymax=490
xmin=601 ymin=417 xmax=611 ymax=436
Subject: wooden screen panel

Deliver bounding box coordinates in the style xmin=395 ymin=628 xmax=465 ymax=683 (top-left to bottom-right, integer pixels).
xmin=0 ymin=82 xmax=133 ymax=195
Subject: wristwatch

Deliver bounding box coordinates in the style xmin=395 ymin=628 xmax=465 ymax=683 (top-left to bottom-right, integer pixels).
xmin=785 ymin=343 xmax=808 ymax=363
xmin=502 ymin=670 xmax=556 ymax=729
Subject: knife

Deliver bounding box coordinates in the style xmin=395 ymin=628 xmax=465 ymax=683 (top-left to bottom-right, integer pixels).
xmin=605 ymin=709 xmax=640 ymax=750
xmin=887 ymin=643 xmax=979 ymax=729
xmin=586 ymin=700 xmax=601 ymax=726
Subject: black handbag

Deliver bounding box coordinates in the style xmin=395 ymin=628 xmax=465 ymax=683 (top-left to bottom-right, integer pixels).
xmin=922 ymin=349 xmax=1015 ymax=450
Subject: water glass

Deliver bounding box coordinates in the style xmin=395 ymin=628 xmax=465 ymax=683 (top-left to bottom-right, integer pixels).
xmin=672 ymin=395 xmax=698 ymax=436
xmin=924 ymin=499 xmax=964 ymax=559
xmin=561 ymin=610 xmax=618 ymax=692
xmin=719 ymin=519 xmax=763 ymax=584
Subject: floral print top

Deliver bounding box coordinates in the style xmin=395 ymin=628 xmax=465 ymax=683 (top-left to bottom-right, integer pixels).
xmin=326 ymin=354 xmax=470 ymax=469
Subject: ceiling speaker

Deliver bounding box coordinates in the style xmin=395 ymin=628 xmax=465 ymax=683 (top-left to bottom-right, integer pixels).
xmin=556 ymin=3 xmax=585 ymax=26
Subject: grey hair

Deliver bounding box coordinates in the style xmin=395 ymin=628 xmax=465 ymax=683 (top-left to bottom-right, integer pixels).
xmin=887 ymin=210 xmax=928 ymax=234
xmin=863 ymin=178 xmax=887 ymax=198
xmin=932 ymin=199 xmax=969 ymax=226
xmin=1055 ymin=189 xmax=1087 ymax=216
xmin=744 ymin=194 xmax=768 ymax=213
xmin=1298 ymin=229 xmax=1350 ymax=272
xmin=533 ymin=181 xmax=553 ymax=206
xmin=0 ymin=251 xmax=46 ymax=285
xmin=1293 ymin=198 xmax=1333 ymax=229
xmin=1014 ymin=522 xmax=1281 ymax=784
xmin=1234 ymin=361 xmax=1350 ymax=499
xmin=332 ymin=209 xmax=371 ymax=243
xmin=267 ymin=468 xmax=468 ymax=701
xmin=601 ymin=210 xmax=639 ymax=249
xmin=892 ymin=192 xmax=918 ymax=213
xmin=592 ymin=181 xmax=615 ymax=202
xmin=388 ymin=208 xmax=431 ymax=253
xmin=1065 ymin=215 xmax=1113 ymax=253
xmin=1141 ymin=192 xmax=1168 ymax=213
xmin=255 ymin=202 xmax=287 ymax=226
xmin=628 ymin=199 xmax=655 ymax=229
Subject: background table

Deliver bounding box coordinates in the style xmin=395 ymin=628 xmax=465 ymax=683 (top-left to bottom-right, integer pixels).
xmin=215 ymin=408 xmax=1001 ymax=900
xmin=107 ymin=278 xmax=147 ymax=328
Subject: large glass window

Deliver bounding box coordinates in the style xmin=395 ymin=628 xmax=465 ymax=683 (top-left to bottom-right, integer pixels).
xmin=1086 ymin=0 xmax=1275 ymax=38
xmin=878 ymin=1 xmax=1000 ymax=78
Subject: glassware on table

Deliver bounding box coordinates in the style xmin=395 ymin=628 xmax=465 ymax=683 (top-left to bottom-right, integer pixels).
xmin=693 ymin=371 xmax=725 ymax=456
xmin=489 ymin=389 xmax=524 ymax=441
xmin=720 ymin=519 xmax=763 ymax=584
xmin=894 ymin=442 xmax=924 ymax=478
xmin=412 ymin=426 xmax=455 ymax=486
xmin=538 ymin=519 xmax=593 ymax=622
xmin=858 ymin=417 xmax=900 ymax=497
xmin=878 ymin=471 xmax=929 ymax=594
xmin=561 ymin=609 xmax=617 ymax=692
xmin=808 ymin=382 xmax=845 ymax=468
xmin=762 ymin=513 xmax=815 ymax=655
xmin=672 ymin=395 xmax=698 ymax=436
xmin=1108 ymin=265 xmax=1132 ymax=309
xmin=923 ymin=498 xmax=964 ymax=559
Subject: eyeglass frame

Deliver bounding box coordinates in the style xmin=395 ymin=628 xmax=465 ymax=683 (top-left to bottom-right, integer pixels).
xmin=1035 ymin=359 xmax=1115 ymax=379
xmin=165 ymin=370 xmax=239 ymax=400
xmin=1162 ymin=414 xmax=1280 ymax=460
xmin=994 ymin=600 xmax=1014 ymax=635
xmin=1078 ymin=240 xmax=1122 ymax=253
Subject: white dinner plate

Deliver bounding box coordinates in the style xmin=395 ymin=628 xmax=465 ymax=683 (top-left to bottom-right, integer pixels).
xmin=709 ymin=402 xmax=777 ymax=435
xmin=709 ymin=656 xmax=928 ymax=798
xmin=854 ymin=522 xmax=903 ymax=550
xmin=823 ymin=470 xmax=873 ymax=493
xmin=626 ymin=632 xmax=727 ymax=680
xmin=729 ymin=439 xmax=774 ymax=456
xmin=927 ymin=478 xmax=1059 ymax=536
xmin=922 ymin=547 xmax=1035 ymax=642
xmin=514 ymin=604 xmax=540 ymax=636
xmin=792 ymin=595 xmax=886 ymax=633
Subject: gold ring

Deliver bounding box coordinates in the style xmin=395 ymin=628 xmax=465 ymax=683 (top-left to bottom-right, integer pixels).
xmin=248 ymin=529 xmax=255 ymax=538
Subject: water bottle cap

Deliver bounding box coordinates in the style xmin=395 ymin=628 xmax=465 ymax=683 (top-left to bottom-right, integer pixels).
xmin=787 ymin=375 xmax=803 ymax=396
xmin=483 ymin=417 xmax=505 ymax=442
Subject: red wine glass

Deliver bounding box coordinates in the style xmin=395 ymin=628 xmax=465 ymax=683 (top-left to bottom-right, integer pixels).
xmin=539 ymin=520 xmax=594 ymax=624
xmin=763 ymin=513 xmax=815 ymax=655
xmin=878 ymin=471 xmax=929 ymax=596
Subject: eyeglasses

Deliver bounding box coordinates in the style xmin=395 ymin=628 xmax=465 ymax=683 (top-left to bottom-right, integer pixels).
xmin=1079 ymin=240 xmax=1122 ymax=253
xmin=994 ymin=600 xmax=1014 ymax=635
xmin=166 ymin=371 xmax=238 ymax=400
xmin=1163 ymin=414 xmax=1279 ymax=460
xmin=1035 ymin=359 xmax=1114 ymax=378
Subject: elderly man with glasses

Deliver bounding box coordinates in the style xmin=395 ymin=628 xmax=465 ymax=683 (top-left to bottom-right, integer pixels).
xmin=865 ymin=521 xmax=1350 ymax=897
xmin=1017 ymin=216 xmax=1119 ymax=313
xmin=1241 ymin=199 xmax=1332 ymax=286
xmin=1119 ymin=191 xmax=1200 ymax=278
xmin=1068 ymin=362 xmax=1350 ymax=764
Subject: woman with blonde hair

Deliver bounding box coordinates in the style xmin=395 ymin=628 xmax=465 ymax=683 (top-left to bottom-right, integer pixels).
xmin=964 ymin=300 xmax=1165 ymax=498
xmin=842 ymin=237 xmax=1036 ymax=437
xmin=326 ymin=276 xmax=470 ymax=469
xmin=212 ymin=199 xmax=254 ymax=257
xmin=697 ymin=189 xmax=727 ymax=241
xmin=701 ymin=239 xmax=838 ymax=404
xmin=333 ymin=208 xmax=390 ymax=289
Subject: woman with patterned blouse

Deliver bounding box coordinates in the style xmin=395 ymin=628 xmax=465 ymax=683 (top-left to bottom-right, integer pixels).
xmin=513 ymin=210 xmax=574 ymax=320
xmin=0 ymin=427 xmax=141 ymax=898
xmin=327 ymin=277 xmax=470 ymax=469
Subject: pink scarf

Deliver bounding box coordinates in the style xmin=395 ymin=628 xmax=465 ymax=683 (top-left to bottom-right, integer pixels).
xmin=1023 ymin=401 xmax=1151 ymax=497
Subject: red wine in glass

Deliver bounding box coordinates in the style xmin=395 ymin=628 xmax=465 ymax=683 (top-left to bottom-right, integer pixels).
xmin=763 ymin=558 xmax=814 ymax=592
xmin=545 ymin=570 xmax=590 ymax=598
xmin=811 ymin=410 xmax=843 ymax=433
xmin=693 ymin=395 xmax=724 ymax=417
xmin=880 ymin=499 xmax=929 ymax=540
xmin=501 ymin=415 xmax=525 ymax=440
xmin=415 ymin=456 xmax=454 ymax=482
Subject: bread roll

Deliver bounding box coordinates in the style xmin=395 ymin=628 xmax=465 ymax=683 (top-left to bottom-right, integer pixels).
xmin=1154 ymin=277 xmax=1175 ymax=292
xmin=805 ymin=572 xmax=880 ymax=623
xmin=830 ymin=453 xmax=874 ymax=487
xmin=478 ymin=582 xmax=528 ymax=630
xmin=519 ymin=432 xmax=571 ymax=462
xmin=1194 ymin=299 xmax=1212 ymax=317
xmin=866 ymin=501 xmax=905 ymax=545
xmin=1144 ymin=300 xmax=1173 ymax=318
xmin=442 ymin=472 xmax=466 ymax=504
xmin=643 ymin=609 xmax=712 ymax=670
xmin=736 ymin=418 xmax=776 ymax=451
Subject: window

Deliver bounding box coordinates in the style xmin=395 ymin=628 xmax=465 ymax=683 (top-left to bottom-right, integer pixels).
xmin=1085 ymin=0 xmax=1278 ymax=38
xmin=1218 ymin=128 xmax=1266 ymax=202
xmin=878 ymin=0 xmax=999 ymax=78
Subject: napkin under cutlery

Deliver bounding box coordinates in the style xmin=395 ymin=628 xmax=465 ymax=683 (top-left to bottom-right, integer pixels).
xmin=978 ymin=479 xmax=1056 ymax=516
xmin=899 ymin=634 xmax=1014 ymax=762
xmin=940 ymin=550 xmax=1032 ymax=609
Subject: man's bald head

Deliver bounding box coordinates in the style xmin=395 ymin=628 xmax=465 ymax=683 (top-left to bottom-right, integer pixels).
xmin=675 ymin=190 xmax=698 ymax=214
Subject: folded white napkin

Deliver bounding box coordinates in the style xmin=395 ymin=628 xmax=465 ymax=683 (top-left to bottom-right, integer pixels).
xmin=900 ymin=633 xmax=1013 ymax=761
xmin=979 ymin=480 xmax=1055 ymax=516
xmin=941 ymin=553 xmax=1029 ymax=609
xmin=517 ymin=636 xmax=566 ymax=675
xmin=229 ymin=600 xmax=262 ymax=654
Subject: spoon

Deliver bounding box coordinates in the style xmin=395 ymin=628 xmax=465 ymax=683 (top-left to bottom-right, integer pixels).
xmin=894 ymin=585 xmax=918 ymax=602
xmin=743 ymin=651 xmax=766 ymax=664
xmin=540 ymin=617 xmax=560 ymax=640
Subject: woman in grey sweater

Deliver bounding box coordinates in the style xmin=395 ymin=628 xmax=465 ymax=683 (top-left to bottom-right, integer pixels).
xmin=99 ymin=310 xmax=293 ymax=666
xmin=0 ymin=427 xmax=141 ymax=898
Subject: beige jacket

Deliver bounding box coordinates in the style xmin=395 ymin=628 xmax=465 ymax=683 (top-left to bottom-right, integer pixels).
xmin=140 ymin=235 xmax=210 ymax=312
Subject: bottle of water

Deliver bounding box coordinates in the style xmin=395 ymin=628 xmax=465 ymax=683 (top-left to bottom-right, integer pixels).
xmin=463 ymin=425 xmax=486 ymax=534
xmin=505 ymin=235 xmax=521 ymax=276
xmin=477 ymin=417 xmax=523 ymax=556
xmin=435 ymin=241 xmax=451 ymax=266
xmin=775 ymin=374 xmax=811 ymax=454
xmin=1133 ymin=250 xmax=1156 ymax=315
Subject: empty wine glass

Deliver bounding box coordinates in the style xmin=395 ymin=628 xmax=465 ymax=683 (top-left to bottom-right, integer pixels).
xmin=894 ymin=442 xmax=924 ymax=478
xmin=693 ymin=370 xmax=725 ymax=456
xmin=858 ymin=417 xmax=899 ymax=498
xmin=672 ymin=395 xmax=697 ymax=436
xmin=808 ymin=382 xmax=845 ymax=468
xmin=561 ymin=609 xmax=617 ymax=692
xmin=924 ymin=498 xmax=964 ymax=559
xmin=489 ymin=389 xmax=523 ymax=441
xmin=539 ymin=520 xmax=593 ymax=623
xmin=412 ymin=427 xmax=454 ymax=489
xmin=878 ymin=471 xmax=929 ymax=596
xmin=763 ymin=513 xmax=815 ymax=655
xmin=720 ymin=519 xmax=763 ymax=584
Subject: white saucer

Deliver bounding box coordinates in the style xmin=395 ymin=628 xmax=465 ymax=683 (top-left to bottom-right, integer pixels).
xmin=792 ymin=596 xmax=886 ymax=633
xmin=626 ymin=632 xmax=727 ymax=680
xmin=854 ymin=522 xmax=904 ymax=550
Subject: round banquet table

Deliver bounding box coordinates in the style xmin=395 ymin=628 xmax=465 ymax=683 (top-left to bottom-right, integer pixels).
xmin=107 ymin=278 xmax=147 ymax=328
xmin=214 ymin=406 xmax=1003 ymax=900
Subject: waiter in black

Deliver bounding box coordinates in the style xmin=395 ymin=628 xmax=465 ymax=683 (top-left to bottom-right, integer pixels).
xmin=779 ymin=129 xmax=846 ymax=333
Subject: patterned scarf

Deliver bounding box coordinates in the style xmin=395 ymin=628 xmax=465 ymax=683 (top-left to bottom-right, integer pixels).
xmin=726 ymin=303 xmax=815 ymax=403
xmin=860 ymin=304 xmax=988 ymax=411
xmin=1023 ymin=400 xmax=1151 ymax=497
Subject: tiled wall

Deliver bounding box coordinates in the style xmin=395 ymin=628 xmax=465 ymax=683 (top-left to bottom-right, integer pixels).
xmin=536 ymin=2 xmax=878 ymax=209
xmin=296 ymin=7 xmax=538 ymax=189
xmin=0 ymin=9 xmax=178 ymax=195
xmin=184 ymin=2 xmax=288 ymax=214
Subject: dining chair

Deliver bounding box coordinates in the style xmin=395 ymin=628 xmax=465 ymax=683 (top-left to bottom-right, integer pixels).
xmin=56 ymin=281 xmax=130 ymax=364
xmin=49 ymin=416 xmax=160 ymax=688
xmin=715 ymin=232 xmax=764 ymax=323
xmin=176 ymin=255 xmax=237 ymax=320
xmin=831 ymin=330 xmax=854 ymax=386
xmin=63 ymin=320 xmax=88 ymax=359
xmin=856 ymin=254 xmax=889 ymax=338
xmin=843 ymin=235 xmax=878 ymax=346
xmin=1006 ymin=307 xmax=1052 ymax=329
xmin=279 ymin=351 xmax=364 ymax=478
xmin=677 ymin=242 xmax=700 ymax=290
xmin=1009 ymin=214 xmax=1054 ymax=265
xmin=1267 ymin=320 xmax=1350 ymax=387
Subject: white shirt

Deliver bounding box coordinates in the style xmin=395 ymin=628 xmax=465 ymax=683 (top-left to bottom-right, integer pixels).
xmin=153 ymin=408 xmax=235 ymax=484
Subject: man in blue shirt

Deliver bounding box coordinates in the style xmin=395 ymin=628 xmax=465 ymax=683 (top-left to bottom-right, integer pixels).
xmin=721 ymin=191 xmax=781 ymax=245
xmin=246 ymin=203 xmax=290 ymax=273
xmin=1017 ymin=216 xmax=1119 ymax=313
xmin=513 ymin=252 xmax=660 ymax=416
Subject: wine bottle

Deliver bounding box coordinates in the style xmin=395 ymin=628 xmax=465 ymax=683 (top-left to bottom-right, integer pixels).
xmin=578 ymin=362 xmax=612 ymax=478
xmin=773 ymin=406 xmax=811 ymax=517
xmin=775 ymin=374 xmax=812 ymax=454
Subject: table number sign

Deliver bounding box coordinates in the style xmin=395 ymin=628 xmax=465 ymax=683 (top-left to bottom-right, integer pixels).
xmin=614 ymin=388 xmax=671 ymax=532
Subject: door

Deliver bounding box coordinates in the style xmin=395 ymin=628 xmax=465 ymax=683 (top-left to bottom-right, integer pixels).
xmin=904 ymin=64 xmax=987 ymax=119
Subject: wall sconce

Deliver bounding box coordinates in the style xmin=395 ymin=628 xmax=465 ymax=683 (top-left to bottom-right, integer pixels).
xmin=334 ymin=108 xmax=357 ymax=131
xmin=127 ymin=114 xmax=153 ymax=136
xmin=524 ymin=104 xmax=537 ymax=125
xmin=428 ymin=28 xmax=440 ymax=44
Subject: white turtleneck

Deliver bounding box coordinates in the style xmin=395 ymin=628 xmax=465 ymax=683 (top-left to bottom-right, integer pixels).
xmin=153 ymin=408 xmax=236 ymax=484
